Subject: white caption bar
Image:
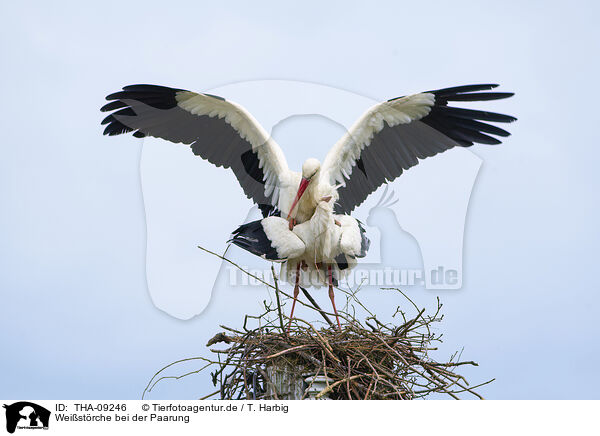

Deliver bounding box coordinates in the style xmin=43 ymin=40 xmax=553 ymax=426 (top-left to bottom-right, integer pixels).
xmin=0 ymin=400 xmax=597 ymax=436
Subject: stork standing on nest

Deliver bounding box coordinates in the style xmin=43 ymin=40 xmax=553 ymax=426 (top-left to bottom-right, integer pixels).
xmin=101 ymin=84 xmax=516 ymax=228
xmin=230 ymin=195 xmax=369 ymax=330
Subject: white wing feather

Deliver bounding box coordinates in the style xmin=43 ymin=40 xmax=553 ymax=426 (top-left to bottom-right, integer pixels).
xmin=262 ymin=217 xmax=305 ymax=259
xmin=176 ymin=92 xmax=290 ymax=200
xmin=321 ymin=93 xmax=434 ymax=186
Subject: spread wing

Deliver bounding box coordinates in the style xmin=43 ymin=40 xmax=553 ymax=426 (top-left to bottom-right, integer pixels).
xmin=321 ymin=84 xmax=516 ymax=213
xmin=101 ymin=84 xmax=289 ymax=208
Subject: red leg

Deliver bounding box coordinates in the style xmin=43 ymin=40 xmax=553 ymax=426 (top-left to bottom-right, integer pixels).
xmin=288 ymin=218 xmax=296 ymax=230
xmin=328 ymin=265 xmax=342 ymax=330
xmin=287 ymin=263 xmax=301 ymax=333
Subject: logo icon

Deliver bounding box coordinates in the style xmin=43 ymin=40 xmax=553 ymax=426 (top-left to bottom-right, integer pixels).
xmin=3 ymin=402 xmax=50 ymax=434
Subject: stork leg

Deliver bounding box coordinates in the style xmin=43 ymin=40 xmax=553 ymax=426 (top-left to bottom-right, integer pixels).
xmin=328 ymin=265 xmax=342 ymax=330
xmin=287 ymin=263 xmax=301 ymax=333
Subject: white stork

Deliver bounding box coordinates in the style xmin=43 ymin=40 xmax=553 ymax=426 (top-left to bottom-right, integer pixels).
xmin=229 ymin=195 xmax=370 ymax=330
xmin=101 ymin=83 xmax=516 ymax=225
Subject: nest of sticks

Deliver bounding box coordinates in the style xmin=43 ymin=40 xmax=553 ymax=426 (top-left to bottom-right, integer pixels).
xmin=143 ymin=246 xmax=492 ymax=400
xmin=206 ymin=298 xmax=489 ymax=400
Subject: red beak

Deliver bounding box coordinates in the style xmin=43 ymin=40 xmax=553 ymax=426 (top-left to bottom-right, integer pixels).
xmin=287 ymin=177 xmax=310 ymax=220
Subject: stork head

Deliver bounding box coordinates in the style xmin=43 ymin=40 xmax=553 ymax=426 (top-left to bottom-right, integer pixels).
xmin=287 ymin=159 xmax=321 ymax=220
xmin=314 ymin=194 xmax=334 ymax=214
xmin=301 ymin=158 xmax=321 ymax=180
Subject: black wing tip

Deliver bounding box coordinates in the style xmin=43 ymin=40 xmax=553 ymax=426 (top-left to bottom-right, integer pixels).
xmin=100 ymin=100 xmax=127 ymax=112
xmin=419 ymin=83 xmax=516 ymax=146
xmin=437 ymin=106 xmax=517 ymax=123
xmin=429 ymin=83 xmax=499 ymax=94
xmin=101 ymin=107 xmax=136 ymax=125
xmin=107 ymin=83 xmax=187 ymax=96
xmin=442 ymin=91 xmax=515 ymax=102
xmin=103 ymin=84 xmax=186 ymax=106
xmin=388 ymin=84 xmax=511 ymax=103
xmin=102 ymin=121 xmax=133 ymax=136
xmin=101 ymin=84 xmax=189 ymax=136
xmin=101 ymin=107 xmax=143 ymax=136
xmin=122 ymin=84 xmax=179 ymax=91
xmin=100 ymin=114 xmax=113 ymax=125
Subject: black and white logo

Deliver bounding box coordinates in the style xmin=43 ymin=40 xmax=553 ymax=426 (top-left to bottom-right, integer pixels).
xmin=3 ymin=402 xmax=50 ymax=434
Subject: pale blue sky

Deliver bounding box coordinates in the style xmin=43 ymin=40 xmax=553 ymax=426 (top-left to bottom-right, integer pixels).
xmin=1 ymin=1 xmax=599 ymax=399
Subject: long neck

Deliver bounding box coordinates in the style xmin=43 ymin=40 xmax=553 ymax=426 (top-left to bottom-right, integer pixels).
xmin=312 ymin=201 xmax=333 ymax=228
xmin=295 ymin=181 xmax=319 ymax=223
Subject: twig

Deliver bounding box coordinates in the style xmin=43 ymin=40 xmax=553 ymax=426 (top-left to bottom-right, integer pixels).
xmin=299 ymin=286 xmax=334 ymax=327
xmin=271 ymin=265 xmax=285 ymax=334
xmin=315 ymin=375 xmax=363 ymax=399
xmin=198 ymin=389 xmax=220 ymax=400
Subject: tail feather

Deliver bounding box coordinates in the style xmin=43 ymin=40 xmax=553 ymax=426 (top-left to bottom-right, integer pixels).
xmin=229 ymin=219 xmax=283 ymax=261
